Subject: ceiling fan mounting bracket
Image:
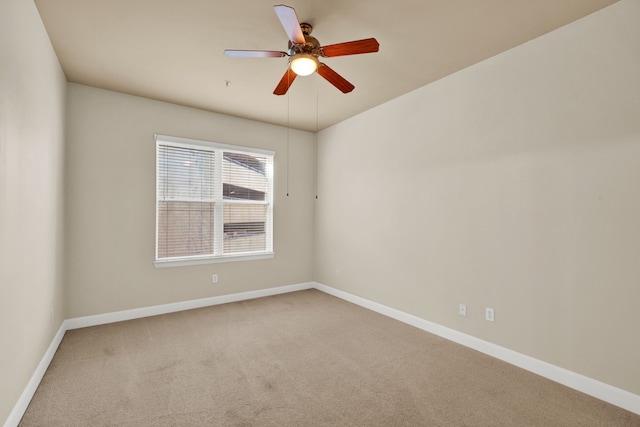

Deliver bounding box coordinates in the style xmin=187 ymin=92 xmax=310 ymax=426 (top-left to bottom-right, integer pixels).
xmin=300 ymin=22 xmax=313 ymax=35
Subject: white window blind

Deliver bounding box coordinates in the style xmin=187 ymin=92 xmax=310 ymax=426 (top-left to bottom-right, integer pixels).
xmin=155 ymin=135 xmax=274 ymax=266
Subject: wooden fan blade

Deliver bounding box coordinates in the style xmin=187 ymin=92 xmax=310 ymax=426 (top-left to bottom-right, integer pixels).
xmin=321 ymin=38 xmax=380 ymax=57
xmin=273 ymin=5 xmax=305 ymax=44
xmin=317 ymin=63 xmax=355 ymax=93
xmin=273 ymin=68 xmax=298 ymax=95
xmin=224 ymin=50 xmax=287 ymax=58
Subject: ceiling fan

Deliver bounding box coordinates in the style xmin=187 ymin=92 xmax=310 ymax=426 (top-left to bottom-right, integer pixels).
xmin=224 ymin=4 xmax=379 ymax=95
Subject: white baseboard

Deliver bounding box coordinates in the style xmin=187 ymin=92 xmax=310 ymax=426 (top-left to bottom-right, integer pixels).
xmin=6 ymin=280 xmax=639 ymax=427
xmin=4 ymin=323 xmax=66 ymax=427
xmin=314 ymin=282 xmax=640 ymax=416
xmin=64 ymin=282 xmax=314 ymax=330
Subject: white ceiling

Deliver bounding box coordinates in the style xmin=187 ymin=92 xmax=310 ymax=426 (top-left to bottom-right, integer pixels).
xmin=35 ymin=0 xmax=617 ymax=132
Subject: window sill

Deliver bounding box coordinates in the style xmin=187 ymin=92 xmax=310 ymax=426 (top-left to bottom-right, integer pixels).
xmin=154 ymin=252 xmax=274 ymax=268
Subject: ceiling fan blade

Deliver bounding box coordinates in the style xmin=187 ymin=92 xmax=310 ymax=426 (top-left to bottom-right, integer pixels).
xmin=224 ymin=50 xmax=287 ymax=58
xmin=273 ymin=5 xmax=305 ymax=44
xmin=273 ymin=68 xmax=298 ymax=95
xmin=321 ymin=38 xmax=380 ymax=57
xmin=317 ymin=63 xmax=355 ymax=93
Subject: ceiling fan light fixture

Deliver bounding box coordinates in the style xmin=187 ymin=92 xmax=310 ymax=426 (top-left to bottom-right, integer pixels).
xmin=290 ymin=53 xmax=318 ymax=76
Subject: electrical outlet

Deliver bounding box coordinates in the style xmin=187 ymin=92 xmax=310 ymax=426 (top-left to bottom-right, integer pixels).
xmin=458 ymin=304 xmax=467 ymax=317
xmin=485 ymin=307 xmax=495 ymax=322
xmin=212 ymin=274 xmax=219 ymax=284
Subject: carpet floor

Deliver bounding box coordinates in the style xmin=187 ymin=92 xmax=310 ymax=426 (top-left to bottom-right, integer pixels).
xmin=19 ymin=289 xmax=640 ymax=426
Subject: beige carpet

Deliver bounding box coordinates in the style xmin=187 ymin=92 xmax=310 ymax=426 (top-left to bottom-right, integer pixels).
xmin=19 ymin=289 xmax=640 ymax=426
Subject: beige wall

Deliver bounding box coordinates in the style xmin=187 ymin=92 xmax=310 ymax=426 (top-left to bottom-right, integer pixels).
xmin=315 ymin=0 xmax=640 ymax=395
xmin=64 ymin=84 xmax=315 ymax=318
xmin=0 ymin=0 xmax=67 ymax=422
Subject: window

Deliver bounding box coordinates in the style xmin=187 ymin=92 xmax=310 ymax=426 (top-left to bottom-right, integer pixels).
xmin=155 ymin=134 xmax=274 ymax=267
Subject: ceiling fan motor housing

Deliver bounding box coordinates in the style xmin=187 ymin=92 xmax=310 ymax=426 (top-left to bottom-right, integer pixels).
xmin=287 ymin=22 xmax=325 ymax=57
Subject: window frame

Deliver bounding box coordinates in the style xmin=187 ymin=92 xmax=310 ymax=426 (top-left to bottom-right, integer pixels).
xmin=154 ymin=134 xmax=275 ymax=268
